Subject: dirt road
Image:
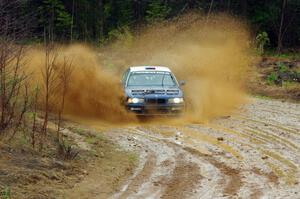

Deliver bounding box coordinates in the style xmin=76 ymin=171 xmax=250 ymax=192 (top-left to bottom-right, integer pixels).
xmin=96 ymin=98 xmax=300 ymax=199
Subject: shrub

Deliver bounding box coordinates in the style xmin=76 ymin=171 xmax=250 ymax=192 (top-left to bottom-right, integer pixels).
xmin=1 ymin=187 xmax=11 ymax=199
xmin=108 ymin=26 xmax=133 ymax=48
xmin=256 ymin=32 xmax=270 ymax=54
xmin=57 ymin=139 xmax=79 ymax=160
xmin=278 ymin=63 xmax=288 ymax=73
xmin=267 ymin=72 xmax=278 ymax=85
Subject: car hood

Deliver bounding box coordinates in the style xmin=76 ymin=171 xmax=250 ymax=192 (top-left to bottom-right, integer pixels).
xmin=125 ymin=86 xmax=183 ymax=98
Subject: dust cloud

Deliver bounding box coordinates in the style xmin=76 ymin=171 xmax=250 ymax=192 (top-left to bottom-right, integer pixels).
xmin=100 ymin=13 xmax=251 ymax=122
xmin=27 ymin=13 xmax=252 ymax=124
xmin=27 ymin=45 xmax=137 ymax=123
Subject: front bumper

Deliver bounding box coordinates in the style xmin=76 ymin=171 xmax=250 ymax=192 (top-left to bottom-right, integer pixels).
xmin=126 ymin=103 xmax=185 ymax=115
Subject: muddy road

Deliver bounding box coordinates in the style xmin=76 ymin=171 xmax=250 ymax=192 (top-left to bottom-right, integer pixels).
xmin=86 ymin=98 xmax=300 ymax=199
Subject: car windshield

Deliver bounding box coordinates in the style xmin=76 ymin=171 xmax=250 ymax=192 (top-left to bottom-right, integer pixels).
xmin=127 ymin=72 xmax=177 ymax=86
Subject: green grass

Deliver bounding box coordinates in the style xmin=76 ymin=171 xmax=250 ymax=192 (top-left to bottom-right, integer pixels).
xmin=85 ymin=137 xmax=98 ymax=145
xmin=264 ymin=50 xmax=300 ymax=59
xmin=265 ymin=62 xmax=299 ymax=86
xmin=278 ymin=63 xmax=288 ymax=73
xmin=18 ymin=132 xmax=30 ymax=146
xmin=1 ymin=187 xmax=11 ymax=199
xmin=254 ymin=95 xmax=272 ymax=100
xmin=282 ymin=81 xmax=298 ymax=88
xmin=267 ymin=72 xmax=278 ymax=85
xmin=127 ymin=152 xmax=138 ymax=166
xmin=69 ymin=127 xmax=86 ymax=136
xmin=84 ymin=132 xmax=105 ymax=145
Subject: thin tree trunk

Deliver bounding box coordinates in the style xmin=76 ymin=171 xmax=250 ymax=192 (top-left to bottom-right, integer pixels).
xmin=227 ymin=0 xmax=231 ymax=11
xmin=70 ymin=0 xmax=75 ymax=43
xmin=277 ymin=0 xmax=287 ymax=53
xmin=84 ymin=3 xmax=88 ymax=42
xmin=41 ymin=31 xmax=49 ymax=151
xmin=0 ymin=47 xmax=7 ymax=130
xmin=42 ymin=71 xmax=49 ymax=149
xmin=207 ymin=0 xmax=214 ymax=21
xmin=31 ymin=87 xmax=38 ymax=149
xmin=95 ymin=0 xmax=104 ymax=42
xmin=0 ymin=57 xmax=6 ymax=130
xmin=51 ymin=3 xmax=54 ymax=43
xmin=57 ymin=88 xmax=65 ymax=141
xmin=241 ymin=0 xmax=247 ymax=17
xmin=203 ymin=0 xmax=214 ymax=28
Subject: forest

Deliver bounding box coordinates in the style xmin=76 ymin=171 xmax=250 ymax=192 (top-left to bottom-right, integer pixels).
xmin=1 ymin=0 xmax=300 ymax=52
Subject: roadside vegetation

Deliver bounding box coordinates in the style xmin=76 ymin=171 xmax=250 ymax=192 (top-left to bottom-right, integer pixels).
xmin=0 ymin=1 xmax=136 ymax=198
xmin=249 ymin=55 xmax=300 ymax=101
xmin=266 ymin=63 xmax=299 ymax=86
xmin=14 ymin=0 xmax=300 ymax=53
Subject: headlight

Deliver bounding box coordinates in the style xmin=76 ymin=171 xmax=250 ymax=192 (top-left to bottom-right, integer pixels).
xmin=168 ymin=98 xmax=184 ymax=104
xmin=128 ymin=98 xmax=144 ymax=104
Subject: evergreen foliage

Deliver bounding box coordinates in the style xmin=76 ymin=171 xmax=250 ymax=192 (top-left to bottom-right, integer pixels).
xmin=9 ymin=0 xmax=300 ymax=49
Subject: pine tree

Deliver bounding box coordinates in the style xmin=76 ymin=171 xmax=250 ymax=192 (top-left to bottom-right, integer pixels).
xmin=146 ymin=0 xmax=171 ymax=23
xmin=38 ymin=0 xmax=72 ymax=40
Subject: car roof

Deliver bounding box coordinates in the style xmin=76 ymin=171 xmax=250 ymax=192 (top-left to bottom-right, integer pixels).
xmin=129 ymin=66 xmax=171 ymax=72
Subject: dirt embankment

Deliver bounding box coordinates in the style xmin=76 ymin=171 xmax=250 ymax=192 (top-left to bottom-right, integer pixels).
xmin=0 ymin=122 xmax=136 ymax=199
xmin=248 ymin=56 xmax=300 ymax=101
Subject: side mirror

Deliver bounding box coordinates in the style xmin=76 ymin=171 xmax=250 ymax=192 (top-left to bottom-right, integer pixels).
xmin=179 ymin=80 xmax=185 ymax=86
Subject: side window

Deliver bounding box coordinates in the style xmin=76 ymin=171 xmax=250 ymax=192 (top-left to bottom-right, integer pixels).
xmin=122 ymin=69 xmax=130 ymax=86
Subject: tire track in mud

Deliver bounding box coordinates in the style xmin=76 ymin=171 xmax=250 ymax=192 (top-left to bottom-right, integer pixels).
xmin=160 ymin=156 xmax=202 ymax=199
xmin=109 ymin=98 xmax=300 ymax=199
xmin=219 ymin=100 xmax=300 ymax=193
xmin=215 ymin=115 xmax=300 ymax=186
xmin=118 ymin=153 xmax=157 ymax=199
xmin=130 ymin=125 xmax=280 ymax=198
xmin=253 ymin=99 xmax=300 ymax=116
xmin=182 ymin=121 xmax=299 ymax=197
xmin=175 ymin=126 xmax=252 ymax=197
xmin=127 ymin=127 xmax=245 ymax=198
xmin=129 ymin=128 xmax=204 ymax=199
xmin=244 ymin=127 xmax=299 ymax=152
xmin=182 ymin=146 xmax=243 ymax=197
xmin=215 ymin=128 xmax=298 ymax=186
xmin=251 ymin=107 xmax=300 ymax=119
xmin=239 ymin=100 xmax=300 ymax=133
xmin=237 ymin=115 xmax=300 ymax=135
xmin=112 ymin=127 xmax=224 ymax=199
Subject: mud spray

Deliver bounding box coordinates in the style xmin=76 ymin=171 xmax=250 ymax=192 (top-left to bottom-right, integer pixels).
xmin=27 ymin=14 xmax=251 ymax=124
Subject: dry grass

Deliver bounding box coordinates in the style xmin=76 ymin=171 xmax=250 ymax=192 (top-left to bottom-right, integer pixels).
xmin=0 ymin=121 xmax=136 ymax=199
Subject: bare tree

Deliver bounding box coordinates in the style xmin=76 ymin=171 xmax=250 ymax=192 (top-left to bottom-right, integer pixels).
xmin=241 ymin=0 xmax=248 ymax=17
xmin=31 ymin=85 xmax=40 ymax=149
xmin=277 ymin=0 xmax=287 ymax=53
xmin=0 ymin=0 xmax=31 ymax=137
xmin=8 ymin=83 xmax=29 ymax=141
xmin=70 ymin=0 xmax=75 ymax=42
xmin=204 ymin=0 xmax=214 ymax=27
xmin=56 ymin=57 xmax=74 ymax=141
xmin=40 ymin=43 xmax=59 ymax=150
